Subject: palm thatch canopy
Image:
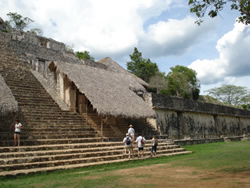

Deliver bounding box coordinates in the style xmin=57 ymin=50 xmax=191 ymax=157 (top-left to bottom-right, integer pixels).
xmin=0 ymin=74 xmax=18 ymax=115
xmin=97 ymin=57 xmax=149 ymax=87
xmin=49 ymin=61 xmax=155 ymax=118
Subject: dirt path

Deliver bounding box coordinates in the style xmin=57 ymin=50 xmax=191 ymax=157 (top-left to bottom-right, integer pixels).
xmin=98 ymin=163 xmax=250 ymax=188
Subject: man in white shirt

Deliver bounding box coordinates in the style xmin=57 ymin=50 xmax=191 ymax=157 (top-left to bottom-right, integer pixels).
xmin=128 ymin=124 xmax=135 ymax=141
xmin=135 ymin=135 xmax=146 ymax=158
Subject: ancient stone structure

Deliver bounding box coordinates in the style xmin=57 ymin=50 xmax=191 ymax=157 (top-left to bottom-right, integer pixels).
xmin=145 ymin=93 xmax=250 ymax=139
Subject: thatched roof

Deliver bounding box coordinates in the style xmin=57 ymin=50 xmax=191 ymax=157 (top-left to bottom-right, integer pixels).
xmin=97 ymin=57 xmax=149 ymax=87
xmin=0 ymin=74 xmax=18 ymax=115
xmin=49 ymin=61 xmax=155 ymax=118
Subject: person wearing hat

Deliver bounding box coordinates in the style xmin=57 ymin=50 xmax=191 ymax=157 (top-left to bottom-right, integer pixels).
xmin=123 ymin=133 xmax=134 ymax=159
xmin=128 ymin=124 xmax=135 ymax=142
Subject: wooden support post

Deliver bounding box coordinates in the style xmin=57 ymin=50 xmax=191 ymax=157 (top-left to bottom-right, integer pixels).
xmin=101 ymin=114 xmax=103 ymax=142
xmin=86 ymin=103 xmax=88 ymax=126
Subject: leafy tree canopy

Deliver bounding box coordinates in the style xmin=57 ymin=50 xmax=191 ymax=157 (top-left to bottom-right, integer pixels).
xmin=149 ymin=72 xmax=167 ymax=94
xmin=5 ymin=12 xmax=43 ymax=35
xmin=6 ymin=12 xmax=33 ymax=31
xmin=75 ymin=51 xmax=95 ymax=61
xmin=189 ymin=0 xmax=250 ymax=25
xmin=205 ymin=84 xmax=250 ymax=105
xmin=127 ymin=47 xmax=159 ymax=83
xmin=165 ymin=65 xmax=200 ymax=100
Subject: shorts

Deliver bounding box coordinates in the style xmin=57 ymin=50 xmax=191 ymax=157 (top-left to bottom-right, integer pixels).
xmin=125 ymin=145 xmax=132 ymax=150
xmin=138 ymin=147 xmax=144 ymax=151
xmin=14 ymin=132 xmax=21 ymax=135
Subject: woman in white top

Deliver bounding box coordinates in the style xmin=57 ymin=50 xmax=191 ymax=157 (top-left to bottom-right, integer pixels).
xmin=14 ymin=120 xmax=22 ymax=146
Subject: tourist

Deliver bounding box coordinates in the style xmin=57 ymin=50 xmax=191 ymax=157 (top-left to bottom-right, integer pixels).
xmin=151 ymin=136 xmax=158 ymax=157
xmin=123 ymin=133 xmax=134 ymax=159
xmin=128 ymin=124 xmax=135 ymax=142
xmin=14 ymin=120 xmax=22 ymax=146
xmin=135 ymin=135 xmax=146 ymax=158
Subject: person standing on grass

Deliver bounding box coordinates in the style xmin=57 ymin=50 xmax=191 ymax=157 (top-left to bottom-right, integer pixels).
xmin=135 ymin=135 xmax=146 ymax=158
xmin=14 ymin=120 xmax=22 ymax=146
xmin=151 ymin=136 xmax=158 ymax=157
xmin=123 ymin=133 xmax=134 ymax=159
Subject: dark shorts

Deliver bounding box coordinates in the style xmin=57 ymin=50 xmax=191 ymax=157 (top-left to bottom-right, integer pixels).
xmin=14 ymin=132 xmax=21 ymax=135
xmin=138 ymin=147 xmax=144 ymax=151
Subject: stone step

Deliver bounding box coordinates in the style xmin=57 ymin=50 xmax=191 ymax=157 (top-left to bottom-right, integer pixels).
xmin=0 ymin=148 xmax=187 ymax=171
xmin=0 ymin=151 xmax=192 ymax=177
xmin=0 ymin=143 xmax=179 ymax=158
xmin=21 ymin=117 xmax=86 ymax=122
xmin=23 ymin=119 xmax=86 ymax=123
xmin=15 ymin=97 xmax=57 ymax=101
xmin=0 ymin=141 xmax=124 ymax=153
xmin=5 ymin=84 xmax=45 ymax=90
xmin=0 ymin=137 xmax=110 ymax=146
xmin=0 ymin=132 xmax=98 ymax=140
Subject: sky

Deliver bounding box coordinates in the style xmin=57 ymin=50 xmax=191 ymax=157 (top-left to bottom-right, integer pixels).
xmin=0 ymin=0 xmax=249 ymax=94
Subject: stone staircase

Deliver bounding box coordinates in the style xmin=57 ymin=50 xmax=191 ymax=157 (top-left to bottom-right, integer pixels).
xmin=82 ymin=113 xmax=130 ymax=138
xmin=0 ymin=66 xmax=98 ymax=145
xmin=82 ymin=113 xmax=160 ymax=139
xmin=0 ymin=33 xmax=97 ymax=146
xmin=0 ymin=140 xmax=192 ymax=177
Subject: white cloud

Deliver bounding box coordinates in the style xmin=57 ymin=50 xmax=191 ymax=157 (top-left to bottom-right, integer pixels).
xmin=189 ymin=22 xmax=250 ymax=85
xmin=0 ymin=0 xmax=215 ymax=61
xmin=140 ymin=16 xmax=215 ymax=57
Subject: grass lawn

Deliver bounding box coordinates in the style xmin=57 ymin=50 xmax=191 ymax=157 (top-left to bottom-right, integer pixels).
xmin=1 ymin=141 xmax=250 ymax=188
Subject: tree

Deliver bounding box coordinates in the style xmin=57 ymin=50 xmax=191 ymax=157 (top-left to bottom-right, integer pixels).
xmin=127 ymin=47 xmax=159 ymax=83
xmin=149 ymin=72 xmax=167 ymax=94
xmin=205 ymin=84 xmax=249 ymax=105
xmin=6 ymin=12 xmax=33 ymax=31
xmin=5 ymin=12 xmax=43 ymax=35
xmin=188 ymin=0 xmax=250 ymax=25
xmin=75 ymin=51 xmax=95 ymax=61
xmin=29 ymin=28 xmax=43 ymax=35
xmin=65 ymin=44 xmax=74 ymax=53
xmin=165 ymin=65 xmax=200 ymax=100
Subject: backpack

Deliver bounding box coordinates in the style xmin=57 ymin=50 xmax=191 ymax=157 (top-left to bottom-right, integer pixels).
xmin=141 ymin=137 xmax=145 ymax=145
xmin=154 ymin=139 xmax=158 ymax=146
xmin=125 ymin=137 xmax=131 ymax=145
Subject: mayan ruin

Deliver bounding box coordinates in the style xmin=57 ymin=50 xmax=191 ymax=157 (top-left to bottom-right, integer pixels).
xmin=0 ymin=17 xmax=249 ymax=177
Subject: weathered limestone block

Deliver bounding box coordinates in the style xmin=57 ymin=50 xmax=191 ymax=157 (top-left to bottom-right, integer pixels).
xmin=181 ymin=112 xmax=216 ymax=139
xmin=155 ymin=110 xmax=179 ymax=138
xmin=215 ymin=116 xmax=242 ymax=136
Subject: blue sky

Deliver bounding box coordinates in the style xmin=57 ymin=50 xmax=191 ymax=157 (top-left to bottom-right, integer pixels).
xmin=0 ymin=0 xmax=249 ymax=94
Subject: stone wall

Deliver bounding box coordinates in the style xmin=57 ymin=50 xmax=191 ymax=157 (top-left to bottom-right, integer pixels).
xmin=0 ymin=31 xmax=108 ymax=76
xmin=145 ymin=93 xmax=250 ymax=139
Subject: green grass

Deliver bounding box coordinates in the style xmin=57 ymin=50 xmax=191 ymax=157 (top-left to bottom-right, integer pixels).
xmin=1 ymin=141 xmax=250 ymax=188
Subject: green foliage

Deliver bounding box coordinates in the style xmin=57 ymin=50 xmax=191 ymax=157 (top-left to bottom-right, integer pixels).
xmin=165 ymin=65 xmax=200 ymax=100
xmin=205 ymin=84 xmax=250 ymax=105
xmin=6 ymin=12 xmax=33 ymax=30
xmin=149 ymin=72 xmax=167 ymax=94
xmin=127 ymin=47 xmax=159 ymax=83
xmin=188 ymin=0 xmax=250 ymax=25
xmin=5 ymin=12 xmax=43 ymax=35
xmin=29 ymin=28 xmax=43 ymax=35
xmin=65 ymin=44 xmax=74 ymax=53
xmin=75 ymin=51 xmax=95 ymax=61
xmin=198 ymin=95 xmax=223 ymax=104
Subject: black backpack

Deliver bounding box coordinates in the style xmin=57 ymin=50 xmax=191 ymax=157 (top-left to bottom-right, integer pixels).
xmin=125 ymin=137 xmax=131 ymax=145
